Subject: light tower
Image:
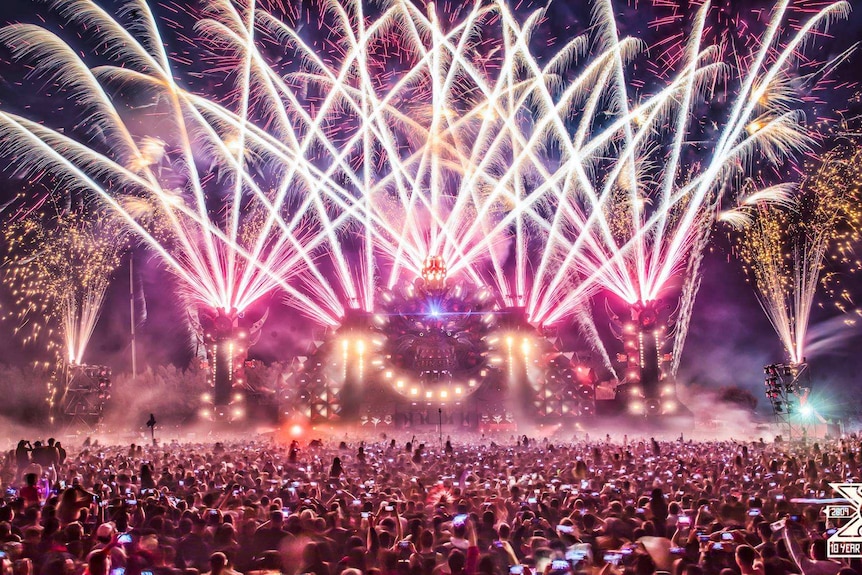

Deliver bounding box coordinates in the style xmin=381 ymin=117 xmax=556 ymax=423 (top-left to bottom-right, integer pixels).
xmin=763 ymin=361 xmax=812 ymax=440
xmin=616 ymin=300 xmax=678 ymax=416
xmin=198 ymin=306 xmax=267 ymax=422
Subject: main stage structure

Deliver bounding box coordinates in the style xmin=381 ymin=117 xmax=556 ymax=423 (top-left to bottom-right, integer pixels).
xmin=263 ymin=258 xmax=686 ymax=429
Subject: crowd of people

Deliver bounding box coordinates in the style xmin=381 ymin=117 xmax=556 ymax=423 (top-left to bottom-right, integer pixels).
xmin=0 ymin=430 xmax=860 ymax=575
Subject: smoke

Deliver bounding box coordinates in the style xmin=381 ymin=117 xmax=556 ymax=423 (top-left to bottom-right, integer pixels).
xmin=803 ymin=310 xmax=862 ymax=360
xmin=677 ymin=385 xmax=765 ymax=441
xmin=102 ymin=365 xmax=209 ymax=429
xmin=0 ymin=363 xmax=51 ymax=425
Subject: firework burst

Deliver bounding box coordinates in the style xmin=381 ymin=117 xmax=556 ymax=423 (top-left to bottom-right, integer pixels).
xmin=0 ymin=0 xmax=851 ymax=374
xmin=729 ymin=140 xmax=862 ymax=364
xmin=2 ymin=208 xmax=126 ymax=366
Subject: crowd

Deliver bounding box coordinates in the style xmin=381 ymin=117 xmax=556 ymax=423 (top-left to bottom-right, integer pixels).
xmin=0 ymin=431 xmax=860 ymax=575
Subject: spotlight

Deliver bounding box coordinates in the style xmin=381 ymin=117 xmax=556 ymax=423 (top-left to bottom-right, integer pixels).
xmin=800 ymin=404 xmax=813 ymax=417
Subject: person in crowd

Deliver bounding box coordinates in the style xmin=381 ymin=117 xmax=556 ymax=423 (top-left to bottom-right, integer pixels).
xmin=0 ymin=433 xmax=860 ymax=575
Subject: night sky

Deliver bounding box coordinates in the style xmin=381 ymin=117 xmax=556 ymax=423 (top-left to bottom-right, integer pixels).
xmin=0 ymin=0 xmax=860 ymax=416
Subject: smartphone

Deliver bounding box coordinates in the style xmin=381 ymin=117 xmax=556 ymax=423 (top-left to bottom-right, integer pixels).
xmin=557 ymin=525 xmax=574 ymax=533
xmin=493 ymin=540 xmax=504 ymax=548
xmin=117 ymin=533 xmax=133 ymax=544
xmin=110 ymin=569 xmax=125 ymax=575
xmin=603 ymin=552 xmax=621 ymax=566
xmin=790 ymin=515 xmax=801 ymax=522
xmin=142 ymin=571 xmax=153 ymax=575
xmin=400 ymin=541 xmax=410 ymax=549
xmin=678 ymin=515 xmax=690 ymax=526
xmin=361 ymin=512 xmax=370 ymax=519
xmin=385 ymin=506 xmax=394 ymax=512
xmin=550 ymin=560 xmax=570 ymax=571
xmin=712 ymin=542 xmax=724 ymax=551
xmin=775 ymin=495 xmax=784 ymax=500
xmin=527 ymin=497 xmax=538 ymax=504
xmin=698 ymin=534 xmax=710 ymax=542
xmin=353 ymin=499 xmax=362 ymax=506
xmin=748 ymin=509 xmax=761 ymax=516
xmin=510 ymin=567 xmax=524 ymax=575
xmin=125 ymin=499 xmax=136 ymax=506
xmin=453 ymin=514 xmax=468 ymax=525
xmin=178 ymin=481 xmax=184 ymax=487
xmin=670 ymin=546 xmax=685 ymax=554
xmin=565 ymin=550 xmax=584 ymax=562
xmin=635 ymin=507 xmax=645 ymax=514
xmin=210 ymin=509 xmax=219 ymax=516
xmin=721 ymin=532 xmax=733 ymax=541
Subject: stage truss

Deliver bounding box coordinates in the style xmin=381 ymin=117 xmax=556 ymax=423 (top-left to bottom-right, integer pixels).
xmin=764 ymin=362 xmax=813 ymax=440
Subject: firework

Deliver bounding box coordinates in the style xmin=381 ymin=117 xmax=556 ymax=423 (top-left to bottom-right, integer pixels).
xmin=2 ymin=209 xmax=125 ymax=367
xmin=0 ymin=0 xmax=850 ymax=374
xmin=0 ymin=2 xmax=323 ymax=323
xmin=730 ymin=142 xmax=862 ymax=364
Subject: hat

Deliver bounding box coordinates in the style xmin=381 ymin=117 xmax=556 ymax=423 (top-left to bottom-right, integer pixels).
xmin=95 ymin=523 xmax=116 ymax=539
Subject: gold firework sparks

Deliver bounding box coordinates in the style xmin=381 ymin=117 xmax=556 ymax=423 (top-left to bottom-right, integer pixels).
xmin=733 ymin=139 xmax=862 ymax=363
xmin=2 ymin=209 xmax=126 ymax=366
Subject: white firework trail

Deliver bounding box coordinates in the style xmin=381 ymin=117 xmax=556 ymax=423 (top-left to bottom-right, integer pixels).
xmin=0 ymin=0 xmax=849 ymax=372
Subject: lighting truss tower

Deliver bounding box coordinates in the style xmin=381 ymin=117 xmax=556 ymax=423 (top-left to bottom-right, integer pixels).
xmin=763 ymin=362 xmax=812 ymax=440
xmin=59 ymin=364 xmax=112 ymax=429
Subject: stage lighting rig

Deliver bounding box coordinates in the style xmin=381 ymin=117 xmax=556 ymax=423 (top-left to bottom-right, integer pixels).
xmin=763 ymin=361 xmax=812 ymax=439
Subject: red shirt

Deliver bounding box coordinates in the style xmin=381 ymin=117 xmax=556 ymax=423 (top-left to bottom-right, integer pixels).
xmin=20 ymin=485 xmax=40 ymax=507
